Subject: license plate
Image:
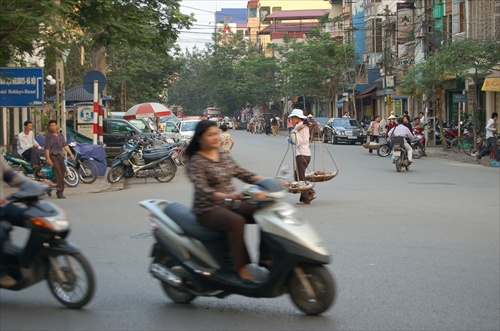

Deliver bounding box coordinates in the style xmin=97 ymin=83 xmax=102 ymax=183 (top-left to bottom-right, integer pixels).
xmin=348 ymin=136 xmax=356 ymax=139
xmin=393 ymin=151 xmax=401 ymax=157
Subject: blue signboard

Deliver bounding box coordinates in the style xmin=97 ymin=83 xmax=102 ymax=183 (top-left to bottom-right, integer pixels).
xmin=452 ymin=94 xmax=467 ymax=103
xmin=0 ymin=67 xmax=44 ymax=107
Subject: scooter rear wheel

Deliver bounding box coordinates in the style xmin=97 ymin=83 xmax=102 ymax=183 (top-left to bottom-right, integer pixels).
xmin=156 ymin=256 xmax=196 ymax=303
xmin=107 ymin=165 xmax=124 ymax=183
xmin=155 ymin=160 xmax=176 ymax=183
xmin=46 ymin=252 xmax=95 ymax=309
xmin=288 ymin=265 xmax=335 ymax=316
xmin=395 ymin=159 xmax=402 ymax=172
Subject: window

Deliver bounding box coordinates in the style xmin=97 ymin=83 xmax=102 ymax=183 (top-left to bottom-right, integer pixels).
xmin=248 ymin=6 xmax=257 ymax=18
xmin=365 ymin=18 xmax=382 ymax=53
xmin=260 ymin=6 xmax=270 ymax=21
xmin=111 ymin=122 xmax=131 ymax=134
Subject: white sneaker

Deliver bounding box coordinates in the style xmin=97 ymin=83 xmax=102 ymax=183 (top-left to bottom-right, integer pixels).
xmin=471 ymin=152 xmax=479 ymax=157
xmin=409 ymin=160 xmax=414 ymax=163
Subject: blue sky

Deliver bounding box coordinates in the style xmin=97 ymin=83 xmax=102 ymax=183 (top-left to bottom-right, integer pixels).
xmin=178 ymin=0 xmax=248 ymax=51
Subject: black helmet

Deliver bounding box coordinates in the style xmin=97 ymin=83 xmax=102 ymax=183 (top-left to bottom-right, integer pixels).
xmin=396 ymin=117 xmax=404 ymax=124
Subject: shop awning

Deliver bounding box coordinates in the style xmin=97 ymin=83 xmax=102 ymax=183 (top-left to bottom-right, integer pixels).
xmin=356 ymin=82 xmax=377 ymax=99
xmin=482 ymin=71 xmax=500 ymax=92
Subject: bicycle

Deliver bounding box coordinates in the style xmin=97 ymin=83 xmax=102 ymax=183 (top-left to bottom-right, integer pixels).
xmin=172 ymin=141 xmax=188 ymax=167
xmin=450 ymin=135 xmax=474 ymax=155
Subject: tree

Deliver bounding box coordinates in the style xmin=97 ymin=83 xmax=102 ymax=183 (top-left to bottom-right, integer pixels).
xmin=0 ymin=0 xmax=194 ymax=66
xmin=167 ymin=48 xmax=213 ymax=114
xmin=400 ymin=39 xmax=500 ymax=150
xmin=106 ymin=44 xmax=183 ymax=112
xmin=272 ymin=32 xmax=356 ymax=116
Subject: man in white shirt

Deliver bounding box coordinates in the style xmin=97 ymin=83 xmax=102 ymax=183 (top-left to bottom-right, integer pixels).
xmin=387 ymin=117 xmax=415 ymax=162
xmin=473 ymin=112 xmax=498 ymax=166
xmin=17 ymin=120 xmax=42 ymax=173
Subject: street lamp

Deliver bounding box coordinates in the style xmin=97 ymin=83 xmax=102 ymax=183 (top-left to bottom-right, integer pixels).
xmin=45 ymin=74 xmax=67 ymax=140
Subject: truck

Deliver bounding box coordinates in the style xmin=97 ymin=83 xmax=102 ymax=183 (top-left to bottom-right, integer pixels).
xmin=203 ymin=107 xmax=222 ymax=118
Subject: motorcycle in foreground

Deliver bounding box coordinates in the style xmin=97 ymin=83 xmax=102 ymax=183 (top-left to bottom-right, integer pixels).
xmin=139 ymin=178 xmax=336 ymax=315
xmin=391 ymin=137 xmax=412 ymax=172
xmin=0 ymin=181 xmax=95 ymax=308
xmin=107 ymin=139 xmax=177 ymax=183
xmin=4 ymin=153 xmax=79 ymax=187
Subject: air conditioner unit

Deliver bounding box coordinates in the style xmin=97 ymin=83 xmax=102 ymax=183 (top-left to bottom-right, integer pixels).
xmin=375 ymin=54 xmax=383 ymax=64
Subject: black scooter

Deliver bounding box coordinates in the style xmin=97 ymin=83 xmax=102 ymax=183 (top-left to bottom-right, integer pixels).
xmin=0 ymin=181 xmax=95 ymax=308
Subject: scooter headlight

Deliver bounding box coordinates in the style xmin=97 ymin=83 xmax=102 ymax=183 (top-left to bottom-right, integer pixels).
xmin=30 ymin=213 xmax=69 ymax=232
xmin=274 ymin=209 xmax=303 ymax=225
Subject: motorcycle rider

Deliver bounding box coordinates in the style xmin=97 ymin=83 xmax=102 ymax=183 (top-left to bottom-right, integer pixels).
xmin=186 ymin=120 xmax=268 ymax=283
xmin=1 ymin=159 xmax=55 ymax=287
xmin=387 ymin=117 xmax=415 ymax=163
xmin=17 ymin=120 xmax=43 ymax=176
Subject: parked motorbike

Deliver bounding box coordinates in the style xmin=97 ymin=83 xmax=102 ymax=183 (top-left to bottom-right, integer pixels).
xmin=68 ymin=143 xmax=98 ymax=184
xmin=107 ymin=139 xmax=177 ymax=183
xmin=4 ymin=153 xmax=79 ymax=187
xmin=391 ymin=137 xmax=412 ymax=172
xmin=410 ymin=134 xmax=425 ymax=159
xmin=139 ymin=177 xmax=336 ymax=315
xmin=0 ymin=181 xmax=95 ymax=308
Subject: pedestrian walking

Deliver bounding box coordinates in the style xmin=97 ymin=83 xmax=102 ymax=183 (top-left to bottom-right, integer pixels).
xmin=367 ymin=115 xmax=381 ymax=154
xmin=219 ymin=124 xmax=234 ymax=153
xmin=271 ymin=117 xmax=279 ymax=136
xmin=288 ymin=109 xmax=315 ymax=205
xmin=44 ymin=120 xmax=75 ymax=199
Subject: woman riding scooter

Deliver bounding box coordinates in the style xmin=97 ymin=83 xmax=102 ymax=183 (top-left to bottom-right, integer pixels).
xmin=185 ymin=120 xmax=269 ymax=283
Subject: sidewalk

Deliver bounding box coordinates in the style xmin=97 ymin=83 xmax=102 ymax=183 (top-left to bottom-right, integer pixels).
xmin=1 ymin=174 xmax=123 ymax=198
xmin=424 ymin=146 xmax=498 ymax=166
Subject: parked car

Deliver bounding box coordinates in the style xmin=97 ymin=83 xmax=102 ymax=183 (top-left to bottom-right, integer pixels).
xmin=163 ymin=118 xmax=201 ymax=142
xmin=322 ymin=118 xmax=367 ymax=144
xmin=102 ymin=118 xmax=144 ymax=161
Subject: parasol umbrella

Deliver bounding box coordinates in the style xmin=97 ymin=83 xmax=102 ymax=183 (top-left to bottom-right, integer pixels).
xmin=123 ymin=102 xmax=172 ymax=120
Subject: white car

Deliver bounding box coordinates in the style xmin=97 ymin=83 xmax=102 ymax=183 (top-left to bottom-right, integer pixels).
xmin=164 ymin=119 xmax=201 ymax=142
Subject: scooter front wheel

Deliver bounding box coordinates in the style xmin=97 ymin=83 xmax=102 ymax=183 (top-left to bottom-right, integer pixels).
xmin=64 ymin=166 xmax=79 ymax=187
xmin=288 ymin=265 xmax=336 ymax=316
xmin=412 ymin=145 xmax=424 ymax=159
xmin=78 ymin=161 xmax=98 ymax=184
xmin=378 ymin=144 xmax=390 ymax=157
xmin=46 ymin=252 xmax=95 ymax=309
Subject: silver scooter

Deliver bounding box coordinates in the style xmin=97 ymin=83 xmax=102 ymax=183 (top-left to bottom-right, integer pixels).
xmin=139 ymin=178 xmax=336 ymax=315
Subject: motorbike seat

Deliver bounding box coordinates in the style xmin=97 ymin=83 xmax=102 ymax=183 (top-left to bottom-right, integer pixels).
xmin=163 ymin=203 xmax=224 ymax=242
xmin=142 ymin=150 xmax=172 ymax=163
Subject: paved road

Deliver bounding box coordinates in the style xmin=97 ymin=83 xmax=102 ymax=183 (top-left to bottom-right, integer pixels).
xmin=1 ymin=130 xmax=499 ymax=330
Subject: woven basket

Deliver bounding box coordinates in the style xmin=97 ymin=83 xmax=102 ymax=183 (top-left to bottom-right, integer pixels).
xmin=362 ymin=142 xmax=380 ymax=150
xmin=287 ymin=181 xmax=314 ymax=193
xmin=305 ymin=171 xmax=338 ymax=182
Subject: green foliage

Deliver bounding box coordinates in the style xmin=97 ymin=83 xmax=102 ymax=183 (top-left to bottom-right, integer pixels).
xmin=272 ymin=32 xmax=356 ymax=111
xmin=0 ymin=0 xmax=71 ymax=66
xmin=400 ymin=40 xmax=500 ymax=101
xmin=0 ymin=0 xmax=194 ymax=66
xmin=106 ymin=44 xmax=183 ymax=112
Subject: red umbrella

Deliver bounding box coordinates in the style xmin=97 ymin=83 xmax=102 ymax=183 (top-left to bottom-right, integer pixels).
xmin=123 ymin=102 xmax=172 ymax=120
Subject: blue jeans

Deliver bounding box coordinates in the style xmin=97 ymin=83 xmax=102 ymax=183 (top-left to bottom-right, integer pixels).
xmin=478 ymin=137 xmax=499 ymax=161
xmin=0 ymin=203 xmax=26 ymax=275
